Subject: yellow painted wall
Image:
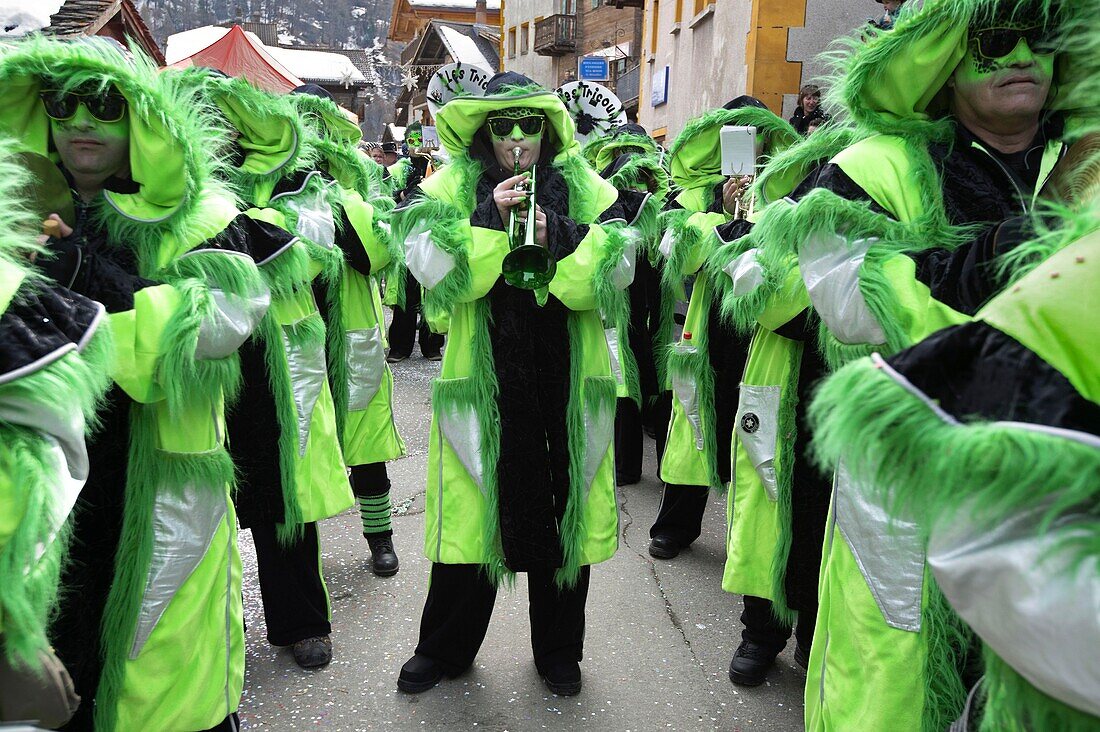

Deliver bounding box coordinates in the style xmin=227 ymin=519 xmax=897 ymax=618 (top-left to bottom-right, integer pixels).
xmin=745 ymin=0 xmax=807 ymax=114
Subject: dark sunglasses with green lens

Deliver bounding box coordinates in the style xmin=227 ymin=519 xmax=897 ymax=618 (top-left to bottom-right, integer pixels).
xmin=40 ymin=89 xmax=128 ymax=124
xmin=486 ymin=115 xmax=545 ymax=138
xmin=971 ymin=26 xmax=1057 ymax=59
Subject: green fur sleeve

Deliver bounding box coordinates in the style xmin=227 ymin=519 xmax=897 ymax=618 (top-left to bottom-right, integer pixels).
xmin=553 ymin=220 xmax=631 ymax=316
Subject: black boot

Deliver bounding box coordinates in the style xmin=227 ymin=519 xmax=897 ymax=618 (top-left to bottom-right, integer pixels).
xmin=728 ymin=640 xmax=780 ymax=686
xmin=367 ymin=535 xmax=399 ymax=577
xmin=398 ymin=654 xmax=444 ymax=693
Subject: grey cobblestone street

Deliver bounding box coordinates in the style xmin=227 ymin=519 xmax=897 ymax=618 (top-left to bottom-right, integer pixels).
xmin=238 ymin=351 xmax=805 ymax=731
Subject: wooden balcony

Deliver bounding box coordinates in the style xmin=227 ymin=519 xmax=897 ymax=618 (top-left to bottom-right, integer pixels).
xmin=534 ymin=14 xmax=576 ymax=56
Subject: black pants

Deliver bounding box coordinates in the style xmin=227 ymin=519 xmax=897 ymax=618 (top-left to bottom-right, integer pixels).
xmin=649 ymin=483 xmax=710 ymax=546
xmin=614 ymin=398 xmax=643 ymax=482
xmin=740 ymin=594 xmax=816 ymax=653
xmin=414 ymin=563 xmax=590 ymax=675
xmin=202 ymin=713 xmax=241 ymax=731
xmin=251 ymin=522 xmax=331 ymax=646
xmin=388 ymin=270 xmax=443 ymax=357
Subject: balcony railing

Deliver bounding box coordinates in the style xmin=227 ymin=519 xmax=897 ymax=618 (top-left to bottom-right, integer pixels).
xmin=614 ymin=64 xmax=640 ymax=105
xmin=534 ymin=14 xmax=576 ymax=56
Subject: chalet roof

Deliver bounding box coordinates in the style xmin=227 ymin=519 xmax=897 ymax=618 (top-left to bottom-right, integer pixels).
xmin=43 ymin=0 xmax=164 ymax=64
xmin=403 ymin=20 xmax=498 ymax=71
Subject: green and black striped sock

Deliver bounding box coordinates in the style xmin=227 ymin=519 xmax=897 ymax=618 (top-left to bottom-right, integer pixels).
xmin=358 ymin=493 xmax=392 ymax=537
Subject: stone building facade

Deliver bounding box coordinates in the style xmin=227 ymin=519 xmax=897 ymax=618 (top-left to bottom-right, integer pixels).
xmin=638 ymin=0 xmax=879 ymax=144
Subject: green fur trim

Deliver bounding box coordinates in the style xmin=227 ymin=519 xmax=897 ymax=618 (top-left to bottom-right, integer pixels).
xmin=658 ymin=208 xmax=704 ymax=298
xmin=765 ymin=339 xmax=804 ymax=625
xmin=755 ymin=122 xmax=864 ymax=205
xmin=430 ymin=299 xmax=507 ymax=584
xmin=608 ymin=156 xmax=671 ymax=207
xmin=324 ymin=275 xmax=349 ymax=450
xmin=997 ymin=199 xmax=1100 ymax=284
xmin=921 ymin=575 xmax=973 ymax=732
xmin=0 ymin=431 xmax=73 ymax=668
xmin=264 ymin=311 xmax=326 ymax=545
xmin=705 ymin=233 xmax=765 ymax=336
xmin=593 ymin=223 xmax=639 ymax=406
xmin=980 ymin=650 xmax=1100 ymax=731
xmin=94 ymin=405 xmax=235 ymax=732
xmin=156 ymin=252 xmax=266 ymax=414
xmin=0 ymin=327 xmax=111 ymax=667
xmin=809 ymin=359 xmax=1100 ymax=555
xmin=157 ymin=278 xmax=243 ymax=416
xmin=664 ymin=313 xmax=722 ymax=492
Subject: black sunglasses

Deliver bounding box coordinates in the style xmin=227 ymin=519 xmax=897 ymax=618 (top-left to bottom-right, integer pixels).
xmin=971 ymin=26 xmax=1057 ymax=60
xmin=486 ymin=115 xmax=545 ymax=138
xmin=40 ymin=89 xmax=128 ymax=123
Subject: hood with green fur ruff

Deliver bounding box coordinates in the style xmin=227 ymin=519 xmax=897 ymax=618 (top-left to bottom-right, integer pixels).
xmin=753 ymin=121 xmax=865 ymax=204
xmin=287 ymin=93 xmax=387 ymax=202
xmin=286 ymin=91 xmax=363 ymax=145
xmin=0 ymin=37 xmax=235 ymax=255
xmin=827 ymin=0 xmax=1070 ymax=140
xmin=667 ymin=106 xmax=800 ymax=193
xmin=172 ymin=68 xmax=315 ymax=191
xmin=434 ymin=83 xmax=580 ymax=162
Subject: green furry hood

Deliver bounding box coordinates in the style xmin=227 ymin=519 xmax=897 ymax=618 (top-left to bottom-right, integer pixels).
xmin=286 ymin=92 xmax=387 ymax=201
xmin=0 ymin=36 xmax=232 ymax=249
xmin=173 ymin=68 xmax=312 ymax=186
xmin=830 ymin=0 xmax=1070 ymax=139
xmin=667 ymin=106 xmax=799 ymax=193
xmin=434 ymin=82 xmax=580 ymax=162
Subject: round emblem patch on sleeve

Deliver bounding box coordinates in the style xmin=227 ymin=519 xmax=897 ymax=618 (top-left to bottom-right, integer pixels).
xmin=740 ymin=413 xmax=760 ymax=434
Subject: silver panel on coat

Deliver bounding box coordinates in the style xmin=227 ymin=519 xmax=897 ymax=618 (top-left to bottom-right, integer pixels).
xmin=670 ymin=345 xmax=704 ymax=451
xmin=610 ymin=233 xmax=638 ymax=291
xmin=583 ymin=395 xmax=615 ymax=498
xmin=346 ymin=327 xmax=386 ymax=411
xmin=195 ymin=288 xmax=271 ymax=360
xmin=286 ymin=188 xmax=336 ymax=249
xmin=129 ymin=482 xmax=227 ymax=659
xmin=723 ymin=248 xmax=765 ymax=298
xmin=604 ymin=328 xmax=623 ymax=387
xmin=404 ymin=219 xmax=456 ymax=289
xmin=437 ymin=399 xmax=484 ymax=495
xmin=734 ymin=385 xmax=781 ymax=501
xmin=658 ymin=228 xmax=676 ymax=261
xmin=929 ymin=501 xmax=1100 ymax=718
xmin=834 ymin=462 xmax=925 ymax=632
xmin=282 ymin=322 xmax=328 ymax=457
xmin=799 ymin=233 xmax=886 ymax=346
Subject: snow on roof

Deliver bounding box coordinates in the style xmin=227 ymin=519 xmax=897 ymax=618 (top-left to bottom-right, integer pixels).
xmin=1 ymin=0 xmax=65 ymax=36
xmin=408 ymin=0 xmax=500 ymax=8
xmin=266 ymin=46 xmax=366 ymax=85
xmin=436 ymin=25 xmax=491 ymax=70
xmin=165 ymin=25 xmax=231 ymax=64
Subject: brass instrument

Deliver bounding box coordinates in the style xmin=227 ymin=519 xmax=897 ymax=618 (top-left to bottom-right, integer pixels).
xmin=502 ymin=146 xmax=556 ymax=289
xmin=732 ymin=175 xmax=756 ymax=221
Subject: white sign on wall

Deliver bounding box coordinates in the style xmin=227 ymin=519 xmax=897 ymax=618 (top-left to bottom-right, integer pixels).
xmin=651 ymin=66 xmax=669 ymax=107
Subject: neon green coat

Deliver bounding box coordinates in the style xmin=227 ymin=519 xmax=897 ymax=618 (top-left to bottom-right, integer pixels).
xmin=0 ymin=40 xmax=270 ymax=731
xmin=392 ymin=85 xmax=631 ymax=586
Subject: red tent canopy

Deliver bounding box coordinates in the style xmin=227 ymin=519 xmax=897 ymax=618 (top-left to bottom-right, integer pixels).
xmin=169 ymin=25 xmax=304 ymax=93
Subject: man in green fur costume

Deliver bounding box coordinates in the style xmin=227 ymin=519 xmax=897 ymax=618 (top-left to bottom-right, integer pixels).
xmin=648 ymin=97 xmax=800 ymax=561
xmin=0 ymin=137 xmax=111 ymax=728
xmin=707 ymin=0 xmax=1074 ymax=728
xmin=0 ymin=37 xmax=272 ymax=731
xmin=287 ymin=84 xmax=408 ymax=579
xmin=808 ymin=107 xmax=1099 ymax=729
xmin=582 ymin=122 xmax=669 ymax=486
xmin=389 ymin=72 xmax=631 ymax=696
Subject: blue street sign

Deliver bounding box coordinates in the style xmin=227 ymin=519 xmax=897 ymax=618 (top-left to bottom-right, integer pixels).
xmin=577 ymin=55 xmax=610 ymax=82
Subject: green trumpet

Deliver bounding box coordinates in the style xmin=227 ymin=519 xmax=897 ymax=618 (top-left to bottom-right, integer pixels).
xmin=503 ymin=146 xmax=556 ymax=290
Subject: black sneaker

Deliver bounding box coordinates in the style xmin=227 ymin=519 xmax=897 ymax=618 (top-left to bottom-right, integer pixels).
xmin=398 ymin=654 xmax=444 ymax=693
xmin=292 ymin=635 xmax=332 ymax=669
xmin=648 ymin=534 xmax=680 ymax=559
xmin=538 ymin=659 xmax=582 ymax=696
xmin=367 ymin=535 xmax=399 ymax=577
xmin=386 ymin=351 xmax=409 ymax=364
xmin=423 ymin=351 xmax=443 ymax=362
xmin=728 ymin=640 xmax=780 ymax=687
xmin=793 ymin=643 xmax=809 ymax=670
